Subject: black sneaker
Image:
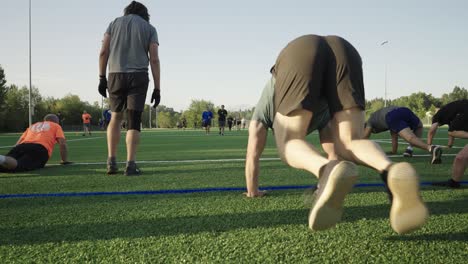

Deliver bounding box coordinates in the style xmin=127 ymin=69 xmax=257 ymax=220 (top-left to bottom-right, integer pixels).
xmin=107 ymin=161 xmax=119 ymax=175
xmin=380 ymin=170 xmax=393 ymax=203
xmin=124 ymin=162 xmax=141 ymax=176
xmin=430 ymin=145 xmax=442 ymax=164
xmin=403 ymin=149 xmax=413 ymax=157
xmin=432 ymin=179 xmax=461 ymax=188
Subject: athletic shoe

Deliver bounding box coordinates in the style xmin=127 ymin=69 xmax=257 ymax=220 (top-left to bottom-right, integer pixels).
xmin=107 ymin=162 xmax=118 ymax=175
xmin=124 ymin=163 xmax=141 ymax=176
xmin=430 ymin=145 xmax=442 ymax=164
xmin=403 ymin=149 xmax=413 ymax=157
xmin=432 ymin=179 xmax=461 ymax=189
xmin=308 ymin=161 xmax=358 ymax=231
xmin=387 ymin=162 xmax=428 ymax=234
xmin=380 ymin=171 xmax=393 ymax=203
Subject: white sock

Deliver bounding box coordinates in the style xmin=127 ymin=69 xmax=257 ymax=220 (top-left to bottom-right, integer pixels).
xmin=0 ymin=155 xmax=5 ymax=165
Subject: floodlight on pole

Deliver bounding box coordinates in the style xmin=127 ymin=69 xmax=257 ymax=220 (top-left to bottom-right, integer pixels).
xmin=381 ymin=40 xmax=389 ymax=107
xmin=28 ymin=0 xmax=32 ymax=126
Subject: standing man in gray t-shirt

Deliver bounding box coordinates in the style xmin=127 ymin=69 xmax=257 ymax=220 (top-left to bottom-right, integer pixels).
xmin=98 ymin=1 xmax=160 ymax=176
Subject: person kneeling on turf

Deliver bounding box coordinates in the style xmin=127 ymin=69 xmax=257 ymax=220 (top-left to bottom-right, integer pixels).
xmin=432 ymin=144 xmax=467 ymax=188
xmin=0 ymin=114 xmax=71 ymax=173
xmin=364 ymin=106 xmax=442 ymax=164
xmin=244 ymin=35 xmax=428 ymax=235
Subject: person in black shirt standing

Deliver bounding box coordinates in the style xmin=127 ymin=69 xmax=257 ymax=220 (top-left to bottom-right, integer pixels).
xmin=218 ymin=105 xmax=228 ymax=136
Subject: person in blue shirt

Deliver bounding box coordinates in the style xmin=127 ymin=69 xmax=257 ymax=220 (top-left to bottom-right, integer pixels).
xmin=103 ymin=109 xmax=112 ymax=129
xmin=202 ymin=108 xmax=213 ymax=134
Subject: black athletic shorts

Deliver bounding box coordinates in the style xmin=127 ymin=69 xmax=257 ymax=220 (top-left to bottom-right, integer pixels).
xmin=0 ymin=143 xmax=48 ymax=172
xmin=108 ymin=72 xmax=149 ymax=112
xmin=219 ymin=120 xmax=226 ymax=127
xmin=449 ymin=114 xmax=468 ymax=132
xmin=271 ymin=35 xmax=365 ymax=116
xmin=202 ymin=119 xmax=211 ymax=127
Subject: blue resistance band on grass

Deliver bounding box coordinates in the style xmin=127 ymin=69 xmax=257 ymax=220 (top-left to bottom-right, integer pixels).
xmin=0 ymin=181 xmax=466 ymax=199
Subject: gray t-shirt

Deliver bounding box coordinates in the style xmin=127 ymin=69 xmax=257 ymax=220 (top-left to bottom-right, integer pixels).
xmin=367 ymin=106 xmax=398 ymax=133
xmin=252 ymin=76 xmax=330 ymax=134
xmin=106 ymin=14 xmax=159 ymax=73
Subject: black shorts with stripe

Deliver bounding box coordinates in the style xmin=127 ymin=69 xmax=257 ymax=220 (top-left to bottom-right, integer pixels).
xmin=0 ymin=143 xmax=49 ymax=173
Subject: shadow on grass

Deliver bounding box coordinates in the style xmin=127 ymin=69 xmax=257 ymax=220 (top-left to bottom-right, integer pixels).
xmin=0 ymin=161 xmax=289 ymax=179
xmin=385 ymin=232 xmax=468 ymax=242
xmin=0 ymin=197 xmax=466 ymax=246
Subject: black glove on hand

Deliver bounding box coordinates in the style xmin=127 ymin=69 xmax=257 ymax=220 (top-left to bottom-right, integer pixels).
xmin=98 ymin=76 xmax=108 ymax=98
xmin=151 ymin=89 xmax=161 ymax=108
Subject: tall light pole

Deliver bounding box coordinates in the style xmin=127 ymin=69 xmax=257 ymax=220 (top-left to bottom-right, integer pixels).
xmin=381 ymin=40 xmax=389 ymax=107
xmin=28 ymin=0 xmax=32 ymax=126
xmin=155 ymin=107 xmax=158 ymax=128
xmin=149 ymin=106 xmax=152 ymax=129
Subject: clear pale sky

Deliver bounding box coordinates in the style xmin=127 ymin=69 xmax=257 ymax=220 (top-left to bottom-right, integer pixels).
xmin=1 ymin=0 xmax=467 ymax=111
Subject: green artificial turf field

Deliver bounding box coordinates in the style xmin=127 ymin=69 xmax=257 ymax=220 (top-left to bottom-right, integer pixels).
xmin=0 ymin=128 xmax=467 ymax=263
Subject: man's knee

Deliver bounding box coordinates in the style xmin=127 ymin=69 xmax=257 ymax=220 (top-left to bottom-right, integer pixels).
xmin=127 ymin=109 xmax=142 ymax=132
xmin=111 ymin=112 xmax=124 ymax=121
xmin=398 ymin=128 xmax=416 ymax=142
xmin=455 ymin=151 xmax=468 ymax=165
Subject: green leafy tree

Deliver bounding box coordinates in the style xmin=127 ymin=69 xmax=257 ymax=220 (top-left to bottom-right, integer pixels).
xmin=365 ymin=98 xmax=385 ymax=119
xmin=184 ymin=99 xmax=214 ymax=128
xmin=0 ymin=65 xmax=7 ymax=107
xmin=441 ymin=86 xmax=468 ymax=105
xmin=0 ymin=65 xmax=8 ymax=129
xmin=1 ymin=85 xmax=43 ymax=131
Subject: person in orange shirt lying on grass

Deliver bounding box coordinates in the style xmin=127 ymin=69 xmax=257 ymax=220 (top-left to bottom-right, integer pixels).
xmin=0 ymin=114 xmax=71 ymax=173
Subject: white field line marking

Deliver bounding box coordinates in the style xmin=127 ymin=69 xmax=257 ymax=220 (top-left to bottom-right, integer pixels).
xmin=372 ymin=139 xmax=464 ymax=149
xmin=0 ymin=137 xmax=103 ymax=149
xmin=49 ymin=154 xmax=457 ymax=166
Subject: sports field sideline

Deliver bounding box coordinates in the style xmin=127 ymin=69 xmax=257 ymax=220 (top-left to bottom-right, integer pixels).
xmin=0 ymin=128 xmax=467 ymax=263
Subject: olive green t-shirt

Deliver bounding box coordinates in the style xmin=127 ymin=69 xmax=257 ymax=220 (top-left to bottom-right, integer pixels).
xmin=252 ymin=76 xmax=330 ymax=134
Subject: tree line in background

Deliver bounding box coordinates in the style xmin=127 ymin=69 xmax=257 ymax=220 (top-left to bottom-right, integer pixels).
xmin=0 ymin=65 xmax=467 ymax=132
xmin=0 ymin=65 xmax=255 ymax=132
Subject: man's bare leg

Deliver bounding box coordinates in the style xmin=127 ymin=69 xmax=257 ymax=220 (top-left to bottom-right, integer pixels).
xmin=404 ymin=126 xmax=424 ymax=154
xmin=0 ymin=155 xmax=18 ymax=170
xmin=126 ymin=129 xmax=140 ymax=162
xmin=319 ymin=122 xmax=340 ymax=161
xmin=106 ymin=112 xmax=123 ymax=174
xmin=331 ymin=108 xmax=392 ymax=172
xmin=107 ymin=112 xmax=123 ymax=158
xmin=433 ymin=145 xmax=467 ymax=188
xmin=398 ymin=128 xmax=431 ymax=151
xmin=453 ymin=145 xmax=468 ymax=182
xmin=332 ymin=108 xmax=427 ymax=234
xmin=273 ymin=109 xmax=358 ymax=231
xmin=448 ymin=130 xmax=468 ymax=140
xmin=273 ymin=110 xmax=329 ymax=176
